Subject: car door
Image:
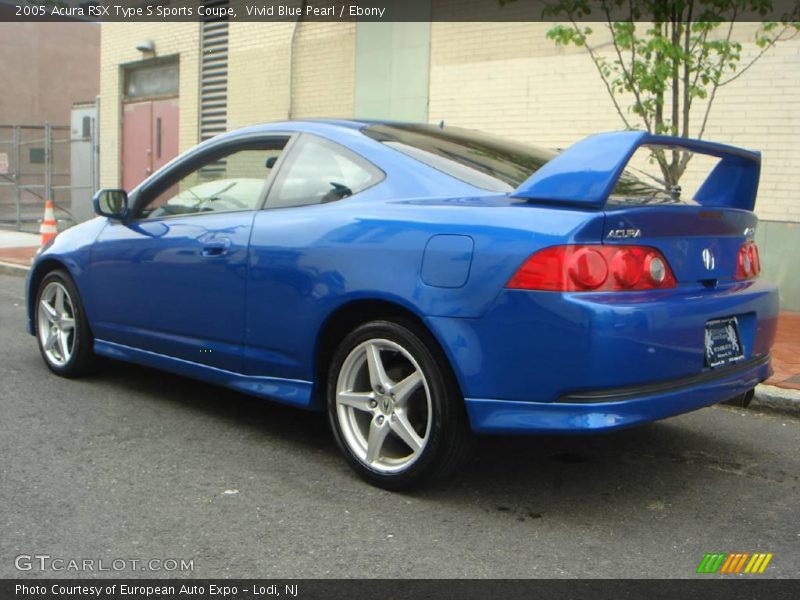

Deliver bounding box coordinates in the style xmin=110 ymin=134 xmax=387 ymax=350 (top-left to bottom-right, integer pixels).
xmin=90 ymin=135 xmax=290 ymax=372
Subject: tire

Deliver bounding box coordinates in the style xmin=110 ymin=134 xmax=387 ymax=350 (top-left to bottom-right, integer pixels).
xmin=34 ymin=269 xmax=96 ymax=377
xmin=327 ymin=318 xmax=473 ymax=490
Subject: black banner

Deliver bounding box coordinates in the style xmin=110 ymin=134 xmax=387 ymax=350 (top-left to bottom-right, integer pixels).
xmin=3 ymin=579 xmax=800 ymax=600
xmin=1 ymin=0 xmax=799 ymax=23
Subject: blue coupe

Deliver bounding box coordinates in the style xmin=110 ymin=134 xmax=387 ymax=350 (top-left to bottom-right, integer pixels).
xmin=25 ymin=120 xmax=778 ymax=488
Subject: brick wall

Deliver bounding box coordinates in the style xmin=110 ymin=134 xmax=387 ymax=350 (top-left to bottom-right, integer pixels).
xmin=227 ymin=22 xmax=293 ymax=128
xmin=0 ymin=22 xmax=100 ymax=126
xmin=290 ymin=22 xmax=356 ymax=118
xmin=227 ymin=21 xmax=355 ymax=127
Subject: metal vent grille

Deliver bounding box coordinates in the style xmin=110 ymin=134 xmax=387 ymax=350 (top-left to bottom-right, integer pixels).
xmin=199 ymin=0 xmax=230 ymax=141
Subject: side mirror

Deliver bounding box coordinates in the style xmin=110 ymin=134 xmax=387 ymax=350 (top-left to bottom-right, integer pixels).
xmin=93 ymin=189 xmax=129 ymax=219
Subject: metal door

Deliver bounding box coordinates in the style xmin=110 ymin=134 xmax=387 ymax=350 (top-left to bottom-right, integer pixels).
xmin=151 ymin=98 xmax=179 ymax=172
xmin=121 ymin=101 xmax=152 ymax=191
xmin=121 ymin=98 xmax=179 ymax=191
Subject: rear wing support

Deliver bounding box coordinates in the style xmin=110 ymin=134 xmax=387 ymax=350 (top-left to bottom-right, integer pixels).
xmin=512 ymin=131 xmax=761 ymax=211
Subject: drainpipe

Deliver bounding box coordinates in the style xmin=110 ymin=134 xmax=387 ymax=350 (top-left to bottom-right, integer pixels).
xmin=93 ymin=94 xmax=101 ymax=193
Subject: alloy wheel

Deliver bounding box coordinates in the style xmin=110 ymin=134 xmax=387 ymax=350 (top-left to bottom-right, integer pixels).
xmin=335 ymin=338 xmax=432 ymax=473
xmin=37 ymin=281 xmax=77 ymax=368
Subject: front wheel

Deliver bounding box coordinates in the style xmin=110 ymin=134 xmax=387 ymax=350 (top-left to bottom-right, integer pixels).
xmin=35 ymin=270 xmax=96 ymax=377
xmin=327 ymin=319 xmax=473 ymax=490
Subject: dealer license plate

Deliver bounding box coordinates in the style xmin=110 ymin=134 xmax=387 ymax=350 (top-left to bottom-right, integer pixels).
xmin=705 ymin=317 xmax=744 ymax=368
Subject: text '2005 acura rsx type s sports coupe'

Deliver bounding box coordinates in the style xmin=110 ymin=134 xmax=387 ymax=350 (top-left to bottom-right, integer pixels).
xmin=25 ymin=120 xmax=778 ymax=489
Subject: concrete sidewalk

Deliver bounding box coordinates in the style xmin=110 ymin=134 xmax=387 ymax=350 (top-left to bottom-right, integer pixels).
xmin=0 ymin=231 xmax=797 ymax=413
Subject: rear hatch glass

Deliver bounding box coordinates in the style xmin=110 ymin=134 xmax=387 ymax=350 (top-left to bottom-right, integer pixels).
xmin=364 ymin=122 xmax=688 ymax=203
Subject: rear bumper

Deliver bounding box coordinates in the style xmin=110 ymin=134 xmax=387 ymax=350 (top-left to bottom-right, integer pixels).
xmin=427 ymin=278 xmax=778 ymax=403
xmin=465 ymin=354 xmax=771 ymax=434
xmin=425 ymin=277 xmax=778 ymax=434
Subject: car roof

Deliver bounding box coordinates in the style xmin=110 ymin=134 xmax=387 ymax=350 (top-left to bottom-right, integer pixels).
xmin=231 ymin=118 xmax=369 ymax=133
xmin=217 ymin=118 xmax=444 ymax=138
xmin=198 ymin=119 xmax=378 ymax=149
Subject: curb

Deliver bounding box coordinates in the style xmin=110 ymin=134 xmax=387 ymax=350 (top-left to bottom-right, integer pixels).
xmin=751 ymin=384 xmax=800 ymax=418
xmin=0 ymin=260 xmax=30 ymax=277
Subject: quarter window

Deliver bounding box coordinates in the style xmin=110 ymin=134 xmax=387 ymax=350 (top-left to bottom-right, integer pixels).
xmin=267 ymin=135 xmax=382 ymax=208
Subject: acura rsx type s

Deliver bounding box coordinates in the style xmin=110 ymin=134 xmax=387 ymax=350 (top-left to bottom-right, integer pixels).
xmin=25 ymin=120 xmax=778 ymax=489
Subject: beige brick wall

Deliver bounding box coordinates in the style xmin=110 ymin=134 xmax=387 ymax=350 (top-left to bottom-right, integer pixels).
xmin=429 ymin=21 xmax=800 ymax=223
xmin=227 ymin=22 xmax=294 ymax=128
xmin=290 ymin=22 xmax=356 ymax=119
xmin=99 ymin=23 xmax=199 ymax=188
xmin=227 ymin=21 xmax=355 ymax=128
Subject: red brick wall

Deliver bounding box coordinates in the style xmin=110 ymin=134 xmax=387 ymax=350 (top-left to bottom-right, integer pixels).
xmin=0 ymin=22 xmax=100 ymax=126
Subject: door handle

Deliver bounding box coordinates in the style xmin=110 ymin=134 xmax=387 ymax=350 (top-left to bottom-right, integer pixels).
xmin=202 ymin=238 xmax=231 ymax=257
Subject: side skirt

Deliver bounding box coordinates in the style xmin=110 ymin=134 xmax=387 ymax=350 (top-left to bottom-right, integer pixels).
xmin=94 ymin=339 xmax=315 ymax=409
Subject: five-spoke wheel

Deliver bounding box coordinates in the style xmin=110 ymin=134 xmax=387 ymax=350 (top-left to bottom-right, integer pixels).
xmin=328 ymin=319 xmax=473 ymax=489
xmin=335 ymin=338 xmax=432 ymax=473
xmin=37 ymin=280 xmax=76 ymax=367
xmin=35 ymin=270 xmax=95 ymax=376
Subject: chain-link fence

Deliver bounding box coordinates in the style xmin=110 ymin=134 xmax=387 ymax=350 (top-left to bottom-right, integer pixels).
xmin=0 ymin=122 xmax=97 ymax=233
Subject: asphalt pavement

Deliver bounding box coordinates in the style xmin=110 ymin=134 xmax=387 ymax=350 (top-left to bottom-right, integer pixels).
xmin=1 ymin=273 xmax=798 ymax=579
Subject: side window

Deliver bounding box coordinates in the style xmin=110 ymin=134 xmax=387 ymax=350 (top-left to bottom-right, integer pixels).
xmin=266 ymin=135 xmax=382 ymax=209
xmin=139 ymin=141 xmax=286 ymax=219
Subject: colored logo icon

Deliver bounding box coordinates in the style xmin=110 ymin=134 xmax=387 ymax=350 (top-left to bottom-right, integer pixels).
xmin=696 ymin=552 xmax=773 ymax=574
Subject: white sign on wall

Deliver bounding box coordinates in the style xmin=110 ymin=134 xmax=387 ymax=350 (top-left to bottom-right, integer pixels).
xmin=0 ymin=153 xmax=9 ymax=175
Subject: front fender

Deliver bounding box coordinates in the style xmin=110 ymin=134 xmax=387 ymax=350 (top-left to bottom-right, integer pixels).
xmin=25 ymin=217 xmax=109 ymax=335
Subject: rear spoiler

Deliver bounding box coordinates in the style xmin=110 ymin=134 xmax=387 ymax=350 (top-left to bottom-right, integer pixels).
xmin=512 ymin=131 xmax=761 ymax=211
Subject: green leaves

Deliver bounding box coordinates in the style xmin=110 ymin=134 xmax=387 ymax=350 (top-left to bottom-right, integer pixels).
xmin=546 ymin=25 xmax=589 ymax=46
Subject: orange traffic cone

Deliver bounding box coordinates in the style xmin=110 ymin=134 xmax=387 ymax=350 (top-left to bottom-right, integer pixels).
xmin=39 ymin=200 xmax=58 ymax=246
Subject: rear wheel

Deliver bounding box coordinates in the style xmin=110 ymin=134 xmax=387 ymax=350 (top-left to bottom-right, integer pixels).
xmin=35 ymin=270 xmax=96 ymax=377
xmin=327 ymin=319 xmax=473 ymax=490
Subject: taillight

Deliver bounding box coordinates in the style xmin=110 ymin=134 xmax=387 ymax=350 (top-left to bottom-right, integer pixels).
xmin=506 ymin=245 xmax=677 ymax=292
xmin=735 ymin=241 xmax=761 ymax=280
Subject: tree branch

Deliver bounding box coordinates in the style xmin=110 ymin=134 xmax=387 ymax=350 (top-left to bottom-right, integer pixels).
xmin=654 ymin=22 xmax=664 ymax=135
xmin=682 ymin=1 xmax=693 ymax=139
xmin=675 ymin=2 xmax=694 ymax=182
xmin=565 ymin=16 xmax=635 ymax=130
xmin=603 ymin=3 xmax=652 ymax=131
xmin=687 ymin=26 xmax=710 ymax=115
xmin=719 ymin=24 xmax=799 ymax=87
xmin=694 ymin=15 xmax=737 ymax=143
xmin=670 ymin=17 xmax=681 ymax=178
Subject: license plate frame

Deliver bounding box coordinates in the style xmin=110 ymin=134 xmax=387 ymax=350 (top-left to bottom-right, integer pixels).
xmin=705 ymin=317 xmax=744 ymax=368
